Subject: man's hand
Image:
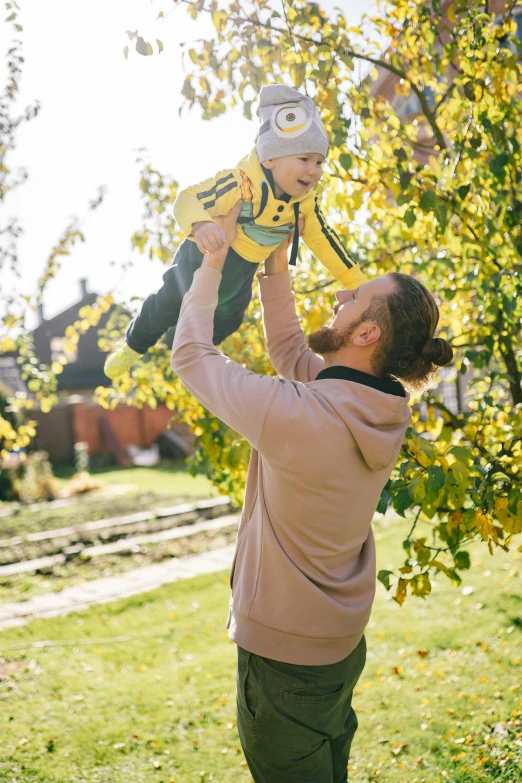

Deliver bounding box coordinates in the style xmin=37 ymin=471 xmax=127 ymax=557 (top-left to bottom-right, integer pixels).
xmin=201 ymin=201 xmax=243 ymax=272
xmin=262 ymin=216 xmax=305 ymax=277
xmin=193 ymin=221 xmax=227 ymax=255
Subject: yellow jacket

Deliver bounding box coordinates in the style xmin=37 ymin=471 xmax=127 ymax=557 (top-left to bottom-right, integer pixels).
xmin=173 ymin=149 xmax=366 ymax=289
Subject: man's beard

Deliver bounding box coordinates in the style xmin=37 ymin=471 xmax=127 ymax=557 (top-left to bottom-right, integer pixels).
xmin=307 ymin=321 xmax=359 ymax=355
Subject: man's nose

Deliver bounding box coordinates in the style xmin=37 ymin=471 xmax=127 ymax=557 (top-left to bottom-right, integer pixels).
xmin=336 ymin=290 xmax=350 ymax=304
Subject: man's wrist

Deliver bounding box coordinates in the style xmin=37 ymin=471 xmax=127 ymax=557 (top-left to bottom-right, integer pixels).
xmin=264 ymin=254 xmax=290 ymax=276
xmin=201 ymin=247 xmax=228 ymax=271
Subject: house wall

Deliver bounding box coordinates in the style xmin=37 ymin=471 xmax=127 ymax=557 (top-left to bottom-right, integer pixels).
xmin=32 ymin=398 xmax=193 ymax=465
xmin=70 ymin=400 xmax=190 ymax=457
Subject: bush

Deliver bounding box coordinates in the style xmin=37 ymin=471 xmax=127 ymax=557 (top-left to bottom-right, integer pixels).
xmin=2 ymin=451 xmax=61 ymax=503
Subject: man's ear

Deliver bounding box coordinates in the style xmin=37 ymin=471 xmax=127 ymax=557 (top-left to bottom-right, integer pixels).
xmin=352 ymin=322 xmax=381 ymax=348
xmin=262 ymin=159 xmax=274 ymax=170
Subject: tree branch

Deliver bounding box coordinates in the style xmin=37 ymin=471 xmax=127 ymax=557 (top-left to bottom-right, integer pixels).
xmin=179 ymin=0 xmax=449 ymax=152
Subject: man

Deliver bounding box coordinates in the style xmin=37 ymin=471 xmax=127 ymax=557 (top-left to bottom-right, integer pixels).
xmin=170 ymin=206 xmax=453 ymax=783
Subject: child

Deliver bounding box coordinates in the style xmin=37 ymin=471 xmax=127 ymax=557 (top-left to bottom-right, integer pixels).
xmin=104 ymin=84 xmax=366 ymax=379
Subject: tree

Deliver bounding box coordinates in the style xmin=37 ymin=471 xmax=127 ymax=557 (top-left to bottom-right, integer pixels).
xmin=0 ymin=0 xmax=110 ymax=461
xmin=97 ymin=0 xmax=522 ymax=602
xmin=3 ymin=0 xmax=522 ymax=602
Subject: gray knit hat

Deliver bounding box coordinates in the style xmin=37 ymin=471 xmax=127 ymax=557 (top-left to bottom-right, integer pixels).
xmin=256 ymin=84 xmax=328 ymax=162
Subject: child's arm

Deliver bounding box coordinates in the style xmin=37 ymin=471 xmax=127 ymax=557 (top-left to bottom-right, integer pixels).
xmin=174 ymin=168 xmax=243 ymax=250
xmin=301 ymin=195 xmax=367 ymax=289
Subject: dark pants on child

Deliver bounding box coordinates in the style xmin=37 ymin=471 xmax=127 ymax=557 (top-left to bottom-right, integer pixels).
xmin=236 ymin=637 xmax=366 ymax=783
xmin=126 ymin=239 xmax=259 ymax=354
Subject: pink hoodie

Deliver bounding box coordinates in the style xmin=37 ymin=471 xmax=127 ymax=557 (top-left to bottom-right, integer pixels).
xmin=171 ymin=268 xmax=412 ymax=665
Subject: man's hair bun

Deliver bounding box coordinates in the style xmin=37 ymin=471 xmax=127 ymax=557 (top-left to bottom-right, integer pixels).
xmin=422 ymin=337 xmax=453 ymax=367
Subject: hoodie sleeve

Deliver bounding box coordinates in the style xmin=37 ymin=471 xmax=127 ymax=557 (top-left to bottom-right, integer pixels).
xmin=259 ymin=271 xmax=324 ymax=383
xmin=171 ymin=267 xmax=280 ymax=450
xmin=301 ymin=195 xmax=367 ymax=289
xmin=173 ymin=169 xmax=243 ymax=238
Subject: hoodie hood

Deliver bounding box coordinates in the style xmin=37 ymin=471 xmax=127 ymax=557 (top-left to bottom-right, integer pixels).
xmin=312 ymin=367 xmax=412 ymax=471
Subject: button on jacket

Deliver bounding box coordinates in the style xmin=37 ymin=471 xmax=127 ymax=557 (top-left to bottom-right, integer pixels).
xmin=173 ymin=149 xmax=366 ymax=289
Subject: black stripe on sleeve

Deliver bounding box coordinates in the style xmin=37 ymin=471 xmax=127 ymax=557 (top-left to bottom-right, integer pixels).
xmin=314 ymin=197 xmax=354 ymax=269
xmin=200 ymin=180 xmax=238 ymax=209
xmin=196 ymin=173 xmax=236 ymax=202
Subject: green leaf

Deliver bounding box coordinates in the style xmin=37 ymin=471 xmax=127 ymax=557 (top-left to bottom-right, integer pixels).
xmin=189 ymin=49 xmax=199 ymax=65
xmin=449 ymin=446 xmax=473 ymax=466
xmin=408 ymin=474 xmax=426 ymax=502
xmin=419 ymin=189 xmax=437 ymax=212
xmin=377 ymin=570 xmax=393 ymax=591
xmin=397 ymin=191 xmax=413 ymax=206
xmin=403 ymin=206 xmax=416 ymax=227
xmin=463 ymin=80 xmax=484 ymax=102
xmin=393 ymin=148 xmax=408 ymax=162
xmin=427 ymin=465 xmax=446 ymax=492
xmin=451 ymin=461 xmax=469 ymax=488
xmin=123 ymin=46 xmax=129 ymax=60
xmin=454 ymin=551 xmax=471 ymax=570
xmin=157 ymin=39 xmax=164 ymax=54
xmin=392 ymin=487 xmax=413 ymax=518
xmin=490 ymin=152 xmax=509 ymax=182
xmin=339 ymin=153 xmax=352 ymax=172
xmin=377 ymin=486 xmax=391 ymax=515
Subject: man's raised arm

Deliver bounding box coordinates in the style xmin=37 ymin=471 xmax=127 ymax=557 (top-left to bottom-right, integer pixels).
xmin=170 ymin=202 xmax=281 ymax=451
xmin=259 ymin=243 xmax=324 ymax=383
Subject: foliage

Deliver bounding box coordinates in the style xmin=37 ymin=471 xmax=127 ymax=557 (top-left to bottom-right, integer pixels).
xmin=2 ymin=0 xmax=522 ymax=599
xmin=0 ymin=450 xmax=60 ymax=502
xmin=0 ymin=0 xmax=111 ymax=444
xmin=98 ymin=0 xmax=522 ymax=601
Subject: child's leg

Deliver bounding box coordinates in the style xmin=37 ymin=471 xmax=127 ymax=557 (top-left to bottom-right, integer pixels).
xmin=126 ymin=239 xmax=203 ymax=354
xmin=213 ymin=249 xmax=259 ymax=345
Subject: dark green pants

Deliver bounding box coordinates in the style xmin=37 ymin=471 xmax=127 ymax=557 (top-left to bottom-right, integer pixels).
xmin=236 ymin=637 xmax=366 ymax=783
xmin=125 ymin=239 xmax=259 ymax=354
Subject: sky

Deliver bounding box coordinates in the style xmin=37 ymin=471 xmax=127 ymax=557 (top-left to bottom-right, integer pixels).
xmin=3 ymin=0 xmax=371 ymax=325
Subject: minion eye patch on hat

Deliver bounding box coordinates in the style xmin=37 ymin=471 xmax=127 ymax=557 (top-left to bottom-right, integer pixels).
xmin=273 ymin=104 xmax=310 ymax=136
xmin=256 ymin=84 xmax=328 ymax=161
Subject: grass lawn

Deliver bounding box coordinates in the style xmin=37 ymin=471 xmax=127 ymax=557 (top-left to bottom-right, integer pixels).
xmin=53 ymin=462 xmax=214 ymax=497
xmin=0 ymin=515 xmax=521 ymax=783
xmin=1 ymin=463 xmax=216 ymax=539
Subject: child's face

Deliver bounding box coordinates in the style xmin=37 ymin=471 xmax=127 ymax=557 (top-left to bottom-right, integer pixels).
xmin=262 ymin=153 xmax=324 ymax=198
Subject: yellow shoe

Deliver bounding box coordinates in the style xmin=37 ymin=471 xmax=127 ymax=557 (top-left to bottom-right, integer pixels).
xmin=104 ymin=344 xmax=143 ymax=380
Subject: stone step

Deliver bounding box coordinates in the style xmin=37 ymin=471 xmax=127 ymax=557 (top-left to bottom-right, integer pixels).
xmin=0 ymin=544 xmax=236 ymax=632
xmin=0 ymin=513 xmax=240 ymax=578
xmin=0 ymin=496 xmax=231 ymax=558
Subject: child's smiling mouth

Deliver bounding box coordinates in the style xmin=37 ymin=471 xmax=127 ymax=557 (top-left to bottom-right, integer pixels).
xmin=297 ymin=178 xmax=311 ymax=187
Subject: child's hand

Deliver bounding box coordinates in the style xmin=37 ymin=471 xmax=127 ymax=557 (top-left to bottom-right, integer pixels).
xmin=201 ymin=201 xmax=243 ymax=272
xmin=214 ymin=200 xmax=243 ymax=247
xmin=193 ymin=221 xmax=227 ymax=255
